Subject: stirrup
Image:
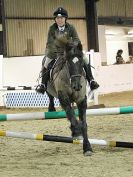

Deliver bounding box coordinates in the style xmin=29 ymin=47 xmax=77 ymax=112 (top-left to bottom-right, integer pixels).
xmin=90 ymin=80 xmax=99 ymax=90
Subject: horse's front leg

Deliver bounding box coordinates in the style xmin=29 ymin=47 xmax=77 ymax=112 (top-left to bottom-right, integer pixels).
xmin=58 ymin=91 xmax=82 ymax=138
xmin=46 ymin=92 xmax=56 ymax=112
xmin=77 ymin=96 xmax=93 ymax=156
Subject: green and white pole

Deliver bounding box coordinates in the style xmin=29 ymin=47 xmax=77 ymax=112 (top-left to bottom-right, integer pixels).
xmin=0 ymin=106 xmax=133 ymax=121
xmin=0 ymin=130 xmax=133 ymax=148
xmin=86 ymin=106 xmax=133 ymax=115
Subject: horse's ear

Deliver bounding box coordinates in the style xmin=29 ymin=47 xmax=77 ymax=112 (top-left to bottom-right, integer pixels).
xmin=77 ymin=42 xmax=83 ymax=51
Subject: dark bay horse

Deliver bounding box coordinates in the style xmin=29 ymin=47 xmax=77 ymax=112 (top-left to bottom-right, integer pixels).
xmin=46 ymin=40 xmax=92 ymax=156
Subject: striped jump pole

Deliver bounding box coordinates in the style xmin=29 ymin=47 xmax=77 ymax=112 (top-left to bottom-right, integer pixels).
xmin=0 ymin=86 xmax=36 ymax=91
xmin=0 ymin=130 xmax=133 ymax=148
xmin=0 ymin=106 xmax=133 ymax=121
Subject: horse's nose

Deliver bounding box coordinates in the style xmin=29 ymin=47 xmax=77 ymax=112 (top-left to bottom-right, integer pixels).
xmin=71 ymin=77 xmax=82 ymax=91
xmin=72 ymin=84 xmax=82 ymax=91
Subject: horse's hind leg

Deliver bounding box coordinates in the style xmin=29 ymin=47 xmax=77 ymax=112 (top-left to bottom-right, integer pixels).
xmin=77 ymin=96 xmax=93 ymax=156
xmin=58 ymin=91 xmax=82 ymax=138
xmin=46 ymin=92 xmax=56 ymax=112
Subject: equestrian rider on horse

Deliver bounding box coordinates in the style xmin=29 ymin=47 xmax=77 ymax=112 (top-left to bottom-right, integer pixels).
xmin=36 ymin=7 xmax=99 ymax=94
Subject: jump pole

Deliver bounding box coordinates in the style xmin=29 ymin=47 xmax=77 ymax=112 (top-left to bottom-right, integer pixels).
xmin=0 ymin=106 xmax=133 ymax=121
xmin=0 ymin=130 xmax=133 ymax=148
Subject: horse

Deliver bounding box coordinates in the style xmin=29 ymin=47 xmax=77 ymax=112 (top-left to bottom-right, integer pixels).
xmin=46 ymin=40 xmax=93 ymax=156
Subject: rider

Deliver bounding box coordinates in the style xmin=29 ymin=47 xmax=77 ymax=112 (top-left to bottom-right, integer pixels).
xmin=36 ymin=7 xmax=99 ymax=94
xmin=115 ymin=49 xmax=125 ymax=64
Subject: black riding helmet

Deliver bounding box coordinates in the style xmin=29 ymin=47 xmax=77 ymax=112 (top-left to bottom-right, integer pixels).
xmin=53 ymin=7 xmax=68 ymax=18
xmin=117 ymin=49 xmax=123 ymax=55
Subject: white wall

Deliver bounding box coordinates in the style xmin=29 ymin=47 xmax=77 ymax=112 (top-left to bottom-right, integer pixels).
xmin=1 ymin=44 xmax=133 ymax=96
xmin=2 ymin=51 xmax=100 ymax=87
xmin=0 ymin=55 xmax=3 ymax=87
xmin=96 ymin=64 xmax=133 ymax=94
xmin=93 ymin=53 xmax=133 ymax=94
xmin=2 ymin=56 xmax=43 ymax=86
xmin=1 ymin=55 xmax=133 ymax=94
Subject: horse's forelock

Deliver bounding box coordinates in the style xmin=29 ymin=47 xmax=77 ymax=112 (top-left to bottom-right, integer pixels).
xmin=66 ymin=41 xmax=82 ymax=53
xmin=65 ymin=44 xmax=83 ymax=65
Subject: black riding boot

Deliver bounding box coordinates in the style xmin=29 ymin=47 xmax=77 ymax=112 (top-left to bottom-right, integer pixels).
xmin=36 ymin=67 xmax=49 ymax=94
xmin=84 ymin=63 xmax=99 ymax=90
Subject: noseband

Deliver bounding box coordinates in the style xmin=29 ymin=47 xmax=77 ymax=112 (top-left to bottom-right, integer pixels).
xmin=71 ymin=74 xmax=82 ymax=78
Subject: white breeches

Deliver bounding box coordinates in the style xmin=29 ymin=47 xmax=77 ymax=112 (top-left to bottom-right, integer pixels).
xmin=83 ymin=54 xmax=89 ymax=65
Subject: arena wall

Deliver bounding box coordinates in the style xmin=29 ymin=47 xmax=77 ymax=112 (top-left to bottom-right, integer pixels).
xmin=0 ymin=54 xmax=133 ymax=94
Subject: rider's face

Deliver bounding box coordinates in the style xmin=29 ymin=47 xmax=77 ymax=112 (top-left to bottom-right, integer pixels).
xmin=55 ymin=16 xmax=66 ymax=27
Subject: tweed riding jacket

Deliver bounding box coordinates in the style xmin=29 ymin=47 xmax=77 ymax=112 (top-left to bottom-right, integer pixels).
xmin=45 ymin=22 xmax=80 ymax=59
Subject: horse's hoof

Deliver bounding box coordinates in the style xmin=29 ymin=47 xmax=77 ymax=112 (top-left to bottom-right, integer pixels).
xmin=84 ymin=150 xmax=93 ymax=156
xmin=73 ymin=135 xmax=83 ymax=140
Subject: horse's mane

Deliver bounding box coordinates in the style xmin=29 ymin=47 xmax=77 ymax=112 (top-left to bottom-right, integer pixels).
xmin=52 ymin=36 xmax=84 ymax=75
xmin=55 ymin=35 xmax=83 ymax=59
